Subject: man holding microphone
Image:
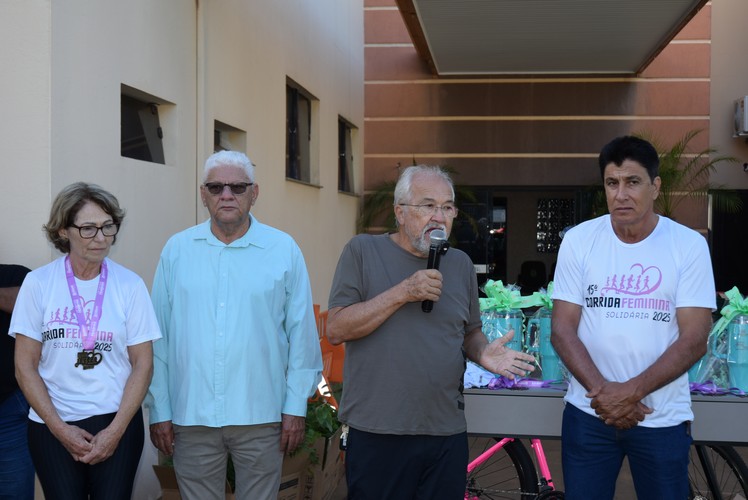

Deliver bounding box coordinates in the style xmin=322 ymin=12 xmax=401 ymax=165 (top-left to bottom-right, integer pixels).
xmin=326 ymin=165 xmax=534 ymax=499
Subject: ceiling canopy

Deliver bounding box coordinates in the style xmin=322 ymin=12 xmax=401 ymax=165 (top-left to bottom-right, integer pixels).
xmin=396 ymin=0 xmax=707 ymax=76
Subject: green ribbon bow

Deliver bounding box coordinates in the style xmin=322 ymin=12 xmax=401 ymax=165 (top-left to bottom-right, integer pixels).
xmin=711 ymin=286 xmax=748 ymax=338
xmin=527 ymin=281 xmax=554 ymax=311
xmin=480 ymin=279 xmax=546 ymax=311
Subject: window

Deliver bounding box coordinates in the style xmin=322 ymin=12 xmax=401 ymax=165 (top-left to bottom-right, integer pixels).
xmin=536 ymin=198 xmax=575 ymax=253
xmin=286 ymin=81 xmax=316 ymax=183
xmin=338 ymin=117 xmax=355 ymax=193
xmin=121 ymin=85 xmax=166 ymax=164
xmin=214 ymin=120 xmax=247 ymax=153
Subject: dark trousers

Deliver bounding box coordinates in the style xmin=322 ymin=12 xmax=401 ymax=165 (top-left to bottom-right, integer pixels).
xmin=561 ymin=403 xmax=691 ymax=500
xmin=345 ymin=427 xmax=468 ymax=500
xmin=28 ymin=408 xmax=144 ymax=500
xmin=0 ymin=389 xmax=34 ymax=500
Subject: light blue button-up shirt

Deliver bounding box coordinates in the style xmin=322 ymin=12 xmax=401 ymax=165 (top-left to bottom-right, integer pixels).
xmin=146 ymin=216 xmax=322 ymax=427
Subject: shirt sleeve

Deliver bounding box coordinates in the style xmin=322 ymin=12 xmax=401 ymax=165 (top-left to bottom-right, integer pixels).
xmin=328 ymin=238 xmax=364 ymax=309
xmin=675 ymin=231 xmax=716 ymax=310
xmin=282 ymin=244 xmax=323 ymax=417
xmin=123 ymin=276 xmax=162 ymax=346
xmin=144 ymin=252 xmax=173 ymax=424
xmin=551 ymin=226 xmax=585 ymax=307
xmin=8 ymin=270 xmax=44 ymax=341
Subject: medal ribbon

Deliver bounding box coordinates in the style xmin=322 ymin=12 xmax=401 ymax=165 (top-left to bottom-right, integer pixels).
xmin=64 ymin=256 xmax=108 ymax=351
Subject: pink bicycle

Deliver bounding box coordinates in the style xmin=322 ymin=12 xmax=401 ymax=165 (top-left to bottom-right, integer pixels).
xmin=465 ymin=436 xmax=564 ymax=499
xmin=466 ymin=435 xmax=748 ymax=499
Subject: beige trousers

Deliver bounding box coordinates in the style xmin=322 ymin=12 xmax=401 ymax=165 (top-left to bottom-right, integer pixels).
xmin=173 ymin=423 xmax=284 ymax=500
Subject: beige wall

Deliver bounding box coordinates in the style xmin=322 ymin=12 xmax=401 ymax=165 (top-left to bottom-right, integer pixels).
xmin=0 ymin=0 xmax=363 ymax=306
xmin=1 ymin=1 xmax=363 ymax=498
xmin=0 ymin=1 xmax=52 ymax=268
xmin=709 ymin=0 xmax=748 ymax=188
xmin=49 ymin=0 xmax=198 ymax=288
xmin=200 ymin=0 xmax=364 ymax=308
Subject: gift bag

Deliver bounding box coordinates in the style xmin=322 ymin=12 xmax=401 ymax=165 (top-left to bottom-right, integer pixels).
xmin=689 ymin=287 xmax=748 ymax=392
xmin=479 ymin=280 xmax=526 ymax=352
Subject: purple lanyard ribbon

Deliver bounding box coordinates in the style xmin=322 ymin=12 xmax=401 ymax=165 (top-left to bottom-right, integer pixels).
xmin=487 ymin=376 xmax=566 ymax=390
xmin=64 ymin=256 xmax=107 ymax=351
xmin=690 ymin=381 xmax=747 ymax=397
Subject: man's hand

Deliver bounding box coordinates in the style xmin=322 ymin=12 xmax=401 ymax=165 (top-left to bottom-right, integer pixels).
xmin=478 ymin=331 xmax=536 ymax=379
xmin=149 ymin=421 xmax=175 ymax=456
xmin=401 ymin=269 xmax=443 ymax=303
xmin=587 ymin=382 xmax=652 ymax=429
xmin=280 ymin=414 xmax=306 ymax=454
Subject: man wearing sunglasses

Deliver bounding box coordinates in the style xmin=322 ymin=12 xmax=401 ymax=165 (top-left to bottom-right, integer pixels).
xmin=146 ymin=150 xmax=322 ymax=500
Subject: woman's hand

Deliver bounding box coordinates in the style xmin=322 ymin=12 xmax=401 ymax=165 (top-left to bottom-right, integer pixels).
xmin=53 ymin=423 xmax=95 ymax=461
xmin=78 ymin=425 xmax=124 ymax=465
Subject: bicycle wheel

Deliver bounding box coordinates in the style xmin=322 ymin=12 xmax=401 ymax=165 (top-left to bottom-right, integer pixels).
xmin=466 ymin=436 xmax=539 ymax=499
xmin=689 ymin=444 xmax=748 ymax=499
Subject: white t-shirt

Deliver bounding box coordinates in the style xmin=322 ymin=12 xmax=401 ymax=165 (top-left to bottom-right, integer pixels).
xmin=552 ymin=215 xmax=716 ymax=427
xmin=10 ymin=257 xmax=162 ymax=423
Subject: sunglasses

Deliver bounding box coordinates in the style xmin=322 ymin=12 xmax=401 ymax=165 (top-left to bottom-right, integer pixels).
xmin=203 ymin=182 xmax=253 ymax=195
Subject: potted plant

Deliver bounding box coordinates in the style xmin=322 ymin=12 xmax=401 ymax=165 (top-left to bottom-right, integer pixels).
xmin=293 ymin=392 xmax=342 ymax=466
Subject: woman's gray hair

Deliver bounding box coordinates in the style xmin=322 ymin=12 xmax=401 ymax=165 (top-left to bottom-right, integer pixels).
xmin=393 ymin=165 xmax=455 ymax=205
xmin=203 ymin=150 xmax=255 ymax=182
xmin=44 ymin=182 xmax=126 ymax=253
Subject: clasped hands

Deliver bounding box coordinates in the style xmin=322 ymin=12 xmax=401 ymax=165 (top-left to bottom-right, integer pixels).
xmin=57 ymin=423 xmax=120 ymax=465
xmin=587 ymin=381 xmax=652 ymax=430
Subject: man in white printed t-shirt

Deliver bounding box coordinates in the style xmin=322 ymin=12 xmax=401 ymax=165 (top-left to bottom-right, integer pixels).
xmin=551 ymin=136 xmax=715 ymax=500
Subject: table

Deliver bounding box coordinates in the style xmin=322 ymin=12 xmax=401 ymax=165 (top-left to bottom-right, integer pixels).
xmin=464 ymin=388 xmax=748 ymax=444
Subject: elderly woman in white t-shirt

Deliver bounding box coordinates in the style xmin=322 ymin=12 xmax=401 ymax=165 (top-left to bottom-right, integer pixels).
xmin=11 ymin=182 xmax=161 ymax=500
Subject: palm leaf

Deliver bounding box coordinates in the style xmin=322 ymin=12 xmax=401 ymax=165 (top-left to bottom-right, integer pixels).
xmin=635 ymin=130 xmax=742 ymax=218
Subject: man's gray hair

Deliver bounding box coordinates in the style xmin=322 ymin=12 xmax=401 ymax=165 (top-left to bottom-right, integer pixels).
xmin=203 ymin=150 xmax=255 ymax=182
xmin=393 ymin=165 xmax=455 ymax=205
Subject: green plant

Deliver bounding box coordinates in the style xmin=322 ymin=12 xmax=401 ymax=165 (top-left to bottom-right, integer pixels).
xmin=358 ymin=178 xmax=398 ymax=233
xmin=292 ymin=395 xmax=342 ymax=466
xmin=635 ymin=129 xmax=742 ymax=218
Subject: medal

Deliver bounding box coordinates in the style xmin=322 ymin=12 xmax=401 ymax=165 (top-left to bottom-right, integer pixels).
xmin=75 ymin=349 xmax=104 ymax=370
xmin=65 ymin=256 xmax=108 ymax=370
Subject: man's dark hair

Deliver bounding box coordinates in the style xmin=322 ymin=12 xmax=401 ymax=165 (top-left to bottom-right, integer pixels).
xmin=598 ymin=136 xmax=659 ymax=181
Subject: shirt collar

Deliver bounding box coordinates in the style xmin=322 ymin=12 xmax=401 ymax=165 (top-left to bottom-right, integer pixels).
xmin=194 ymin=213 xmax=267 ymax=249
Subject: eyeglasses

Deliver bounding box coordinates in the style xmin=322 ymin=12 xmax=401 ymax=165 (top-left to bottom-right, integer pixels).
xmin=69 ymin=223 xmax=119 ymax=239
xmin=398 ymin=203 xmax=459 ymax=219
xmin=203 ymin=182 xmax=253 ymax=195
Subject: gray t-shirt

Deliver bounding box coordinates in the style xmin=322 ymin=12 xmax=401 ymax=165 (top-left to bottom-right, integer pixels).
xmin=329 ymin=233 xmax=482 ymax=435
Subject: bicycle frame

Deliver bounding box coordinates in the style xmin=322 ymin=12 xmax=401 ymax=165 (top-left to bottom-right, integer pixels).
xmin=467 ymin=437 xmax=515 ymax=475
xmin=530 ymin=438 xmax=557 ymax=491
xmin=466 ymin=437 xmax=559 ymax=498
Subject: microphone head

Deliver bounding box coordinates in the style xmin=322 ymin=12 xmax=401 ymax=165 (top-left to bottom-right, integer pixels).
xmin=429 ymin=229 xmax=447 ymax=247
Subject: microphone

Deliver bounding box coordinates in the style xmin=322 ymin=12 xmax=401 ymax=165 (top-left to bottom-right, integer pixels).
xmin=422 ymin=229 xmax=450 ymax=313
